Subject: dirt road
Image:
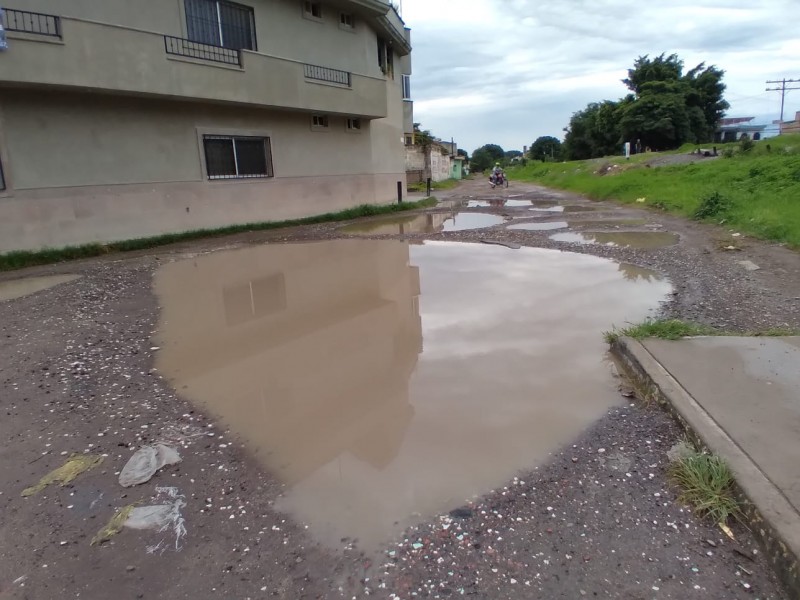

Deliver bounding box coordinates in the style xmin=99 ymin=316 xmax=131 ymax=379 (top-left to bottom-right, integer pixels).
xmin=0 ymin=179 xmax=796 ymax=599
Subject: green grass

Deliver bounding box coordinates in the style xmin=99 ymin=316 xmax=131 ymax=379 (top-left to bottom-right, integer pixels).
xmin=604 ymin=319 xmax=717 ymax=343
xmin=604 ymin=318 xmax=799 ymax=343
xmin=407 ymin=178 xmax=461 ymax=192
xmin=669 ymin=450 xmax=742 ymax=524
xmin=511 ymin=135 xmax=800 ymax=248
xmin=0 ymin=197 xmax=437 ymax=272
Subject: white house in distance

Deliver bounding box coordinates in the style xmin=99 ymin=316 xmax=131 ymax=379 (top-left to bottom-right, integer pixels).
xmin=0 ymin=0 xmax=414 ymax=252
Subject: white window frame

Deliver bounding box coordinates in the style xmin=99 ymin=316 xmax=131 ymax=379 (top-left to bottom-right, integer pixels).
xmin=302 ymin=1 xmax=322 ymax=21
xmin=311 ymin=114 xmax=329 ymax=130
xmin=346 ymin=118 xmax=362 ymax=132
xmin=339 ymin=12 xmax=354 ymax=30
xmin=401 ymin=74 xmax=411 ymax=101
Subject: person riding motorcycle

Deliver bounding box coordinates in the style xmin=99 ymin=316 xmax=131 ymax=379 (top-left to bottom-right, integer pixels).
xmin=489 ymin=163 xmax=505 ymax=187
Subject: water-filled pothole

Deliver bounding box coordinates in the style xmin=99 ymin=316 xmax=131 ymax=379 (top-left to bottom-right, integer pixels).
xmin=550 ymin=231 xmax=680 ymax=248
xmin=154 ymin=241 xmax=671 ymax=551
xmin=340 ymin=212 xmax=506 ymax=235
xmin=530 ymin=205 xmax=596 ymax=213
xmin=0 ymin=274 xmax=81 ymax=302
xmin=509 ymin=219 xmax=649 ymax=232
xmin=467 ymin=199 xmax=536 ymax=208
xmin=507 ymin=221 xmax=569 ymax=231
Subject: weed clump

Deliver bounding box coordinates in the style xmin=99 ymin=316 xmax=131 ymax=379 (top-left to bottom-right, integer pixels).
xmin=693 ymin=191 xmax=731 ymax=220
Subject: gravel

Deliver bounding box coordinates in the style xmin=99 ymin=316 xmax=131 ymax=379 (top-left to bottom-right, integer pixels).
xmin=0 ymin=179 xmax=795 ymax=599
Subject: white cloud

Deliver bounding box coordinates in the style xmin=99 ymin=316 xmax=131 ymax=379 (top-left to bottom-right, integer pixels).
xmin=400 ymin=0 xmax=797 ymax=152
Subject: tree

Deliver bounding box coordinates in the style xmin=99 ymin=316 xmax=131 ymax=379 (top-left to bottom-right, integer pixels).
xmin=505 ymin=150 xmax=523 ymax=160
xmin=562 ymin=100 xmax=626 ymax=160
xmin=621 ymin=54 xmax=729 ymax=147
xmin=470 ymin=143 xmax=505 ymax=172
xmin=457 ymin=148 xmax=469 ymax=161
xmin=529 ymin=136 xmax=562 ymax=161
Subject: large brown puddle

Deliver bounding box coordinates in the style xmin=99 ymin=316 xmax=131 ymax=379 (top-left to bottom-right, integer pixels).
xmin=340 ymin=212 xmax=505 ymax=235
xmin=0 ymin=274 xmax=81 ymax=302
xmin=550 ymin=231 xmax=680 ymax=248
xmin=153 ymin=241 xmax=672 ymax=550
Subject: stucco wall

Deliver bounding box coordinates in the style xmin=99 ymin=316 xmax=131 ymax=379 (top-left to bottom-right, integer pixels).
xmin=16 ymin=0 xmax=385 ymax=78
xmin=0 ymin=91 xmax=406 ymax=251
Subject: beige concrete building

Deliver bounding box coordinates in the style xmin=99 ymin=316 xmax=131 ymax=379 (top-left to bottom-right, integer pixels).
xmin=0 ymin=0 xmax=413 ymax=252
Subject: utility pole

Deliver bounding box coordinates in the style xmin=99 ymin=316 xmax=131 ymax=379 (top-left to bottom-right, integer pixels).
xmin=766 ymin=78 xmax=800 ymax=123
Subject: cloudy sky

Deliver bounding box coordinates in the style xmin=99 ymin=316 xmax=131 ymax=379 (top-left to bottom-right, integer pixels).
xmin=399 ymin=0 xmax=799 ymax=154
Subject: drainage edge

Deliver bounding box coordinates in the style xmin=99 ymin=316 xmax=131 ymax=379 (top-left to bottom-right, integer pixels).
xmin=611 ymin=336 xmax=800 ymax=598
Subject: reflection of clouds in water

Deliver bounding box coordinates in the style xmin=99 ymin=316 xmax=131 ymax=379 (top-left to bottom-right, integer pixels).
xmin=415 ymin=243 xmax=672 ymax=360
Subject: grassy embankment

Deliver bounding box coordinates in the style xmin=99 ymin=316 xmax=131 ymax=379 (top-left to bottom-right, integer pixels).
xmin=511 ymin=136 xmax=800 ymax=248
xmin=0 ymin=197 xmax=438 ymax=272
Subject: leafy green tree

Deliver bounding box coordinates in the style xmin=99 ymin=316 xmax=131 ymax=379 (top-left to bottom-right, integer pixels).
xmin=562 ymin=100 xmax=626 ymax=160
xmin=470 ymin=144 xmax=505 ymax=171
xmin=505 ymin=150 xmax=523 ymax=160
xmin=621 ymin=54 xmax=729 ymax=147
xmin=529 ymin=136 xmax=562 ymax=161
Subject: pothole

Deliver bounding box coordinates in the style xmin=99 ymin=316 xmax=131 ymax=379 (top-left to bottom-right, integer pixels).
xmin=339 ymin=212 xmax=506 ymax=235
xmin=0 ymin=274 xmax=81 ymax=302
xmin=550 ymin=231 xmax=680 ymax=248
xmin=153 ymin=240 xmax=672 ymax=551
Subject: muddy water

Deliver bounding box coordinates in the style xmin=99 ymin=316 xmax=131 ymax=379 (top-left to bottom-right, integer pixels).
xmin=467 ymin=199 xmax=535 ymax=208
xmin=153 ymin=241 xmax=672 ymax=551
xmin=530 ymin=205 xmax=596 ymax=213
xmin=508 ymin=219 xmax=649 ymax=232
xmin=340 ymin=212 xmax=505 ymax=235
xmin=507 ymin=221 xmax=569 ymax=231
xmin=0 ymin=274 xmax=81 ymax=302
xmin=550 ymin=231 xmax=680 ymax=248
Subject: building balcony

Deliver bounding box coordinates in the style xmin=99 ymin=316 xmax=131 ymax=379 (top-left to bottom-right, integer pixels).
xmin=0 ymin=9 xmax=388 ymax=118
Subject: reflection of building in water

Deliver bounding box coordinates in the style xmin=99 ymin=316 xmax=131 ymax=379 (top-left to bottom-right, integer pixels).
xmin=618 ymin=263 xmax=663 ymax=282
xmin=154 ymin=240 xmax=422 ymax=485
xmin=341 ymin=212 xmax=453 ymax=235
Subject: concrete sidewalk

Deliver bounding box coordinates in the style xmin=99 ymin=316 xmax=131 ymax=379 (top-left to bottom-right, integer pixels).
xmin=613 ymin=336 xmax=800 ymax=597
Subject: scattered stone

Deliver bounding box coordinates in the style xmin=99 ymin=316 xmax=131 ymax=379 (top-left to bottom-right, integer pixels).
xmin=738 ymin=260 xmax=761 ymax=272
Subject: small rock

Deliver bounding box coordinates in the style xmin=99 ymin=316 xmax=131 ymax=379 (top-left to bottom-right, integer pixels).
xmin=126 ymin=565 xmax=136 ymax=572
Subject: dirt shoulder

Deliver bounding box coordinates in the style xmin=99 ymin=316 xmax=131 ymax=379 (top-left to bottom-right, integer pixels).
xmin=0 ymin=179 xmax=796 ymax=599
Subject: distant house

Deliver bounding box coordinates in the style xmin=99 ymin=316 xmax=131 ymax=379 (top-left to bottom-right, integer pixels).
xmin=715 ymin=117 xmax=766 ymax=142
xmin=405 ymin=137 xmax=459 ymax=183
xmin=779 ymin=111 xmax=800 ymax=135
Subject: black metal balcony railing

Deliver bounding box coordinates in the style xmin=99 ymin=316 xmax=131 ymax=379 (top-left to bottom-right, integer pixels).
xmin=1 ymin=7 xmax=61 ymax=38
xmin=303 ymin=64 xmax=351 ymax=87
xmin=164 ymin=35 xmax=242 ymax=67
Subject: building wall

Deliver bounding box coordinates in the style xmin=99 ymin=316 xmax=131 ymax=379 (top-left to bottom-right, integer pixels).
xmin=14 ymin=0 xmax=384 ymax=77
xmin=0 ymin=90 xmax=406 ymax=252
xmin=780 ymin=112 xmax=800 ymax=135
xmin=0 ymin=0 xmax=411 ymax=252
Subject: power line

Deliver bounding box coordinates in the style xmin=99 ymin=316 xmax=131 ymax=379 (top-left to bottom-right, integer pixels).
xmin=765 ymin=78 xmax=800 ymax=122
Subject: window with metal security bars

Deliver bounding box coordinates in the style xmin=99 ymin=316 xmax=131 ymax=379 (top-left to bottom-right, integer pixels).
xmin=402 ymin=74 xmax=411 ymax=100
xmin=311 ymin=115 xmax=329 ymax=129
xmin=303 ymin=64 xmax=351 ymax=87
xmin=346 ymin=118 xmax=361 ymax=132
xmin=203 ymin=135 xmax=273 ymax=179
xmin=1 ymin=8 xmax=61 ymax=37
xmin=185 ymin=0 xmax=256 ymax=50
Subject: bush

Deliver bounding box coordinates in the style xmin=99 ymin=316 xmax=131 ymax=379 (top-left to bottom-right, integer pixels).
xmin=739 ymin=136 xmax=755 ymax=153
xmin=693 ymin=191 xmax=731 ymax=220
xmin=721 ymin=147 xmax=735 ymax=159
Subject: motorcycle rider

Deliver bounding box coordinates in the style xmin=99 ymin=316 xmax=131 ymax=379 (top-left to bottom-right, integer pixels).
xmin=490 ymin=163 xmax=505 ymax=186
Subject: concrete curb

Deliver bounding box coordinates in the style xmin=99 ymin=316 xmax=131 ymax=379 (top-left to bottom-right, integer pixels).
xmin=612 ymin=336 xmax=800 ymax=598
